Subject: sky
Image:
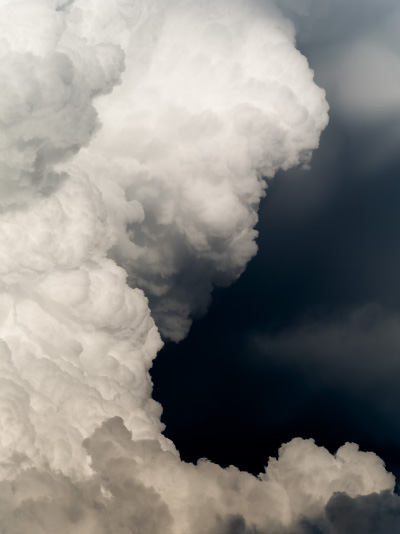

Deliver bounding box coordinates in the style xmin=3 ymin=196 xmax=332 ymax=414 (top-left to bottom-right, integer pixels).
xmin=1 ymin=0 xmax=400 ymax=533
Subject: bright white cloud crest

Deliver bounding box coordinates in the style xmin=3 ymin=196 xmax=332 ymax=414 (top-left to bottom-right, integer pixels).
xmin=0 ymin=0 xmax=394 ymax=532
xmin=73 ymin=0 xmax=328 ymax=340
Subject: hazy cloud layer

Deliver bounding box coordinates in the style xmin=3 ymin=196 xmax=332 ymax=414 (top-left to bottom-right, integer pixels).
xmin=0 ymin=0 xmax=125 ymax=205
xmin=252 ymin=305 xmax=400 ymax=453
xmin=280 ymin=0 xmax=400 ymax=112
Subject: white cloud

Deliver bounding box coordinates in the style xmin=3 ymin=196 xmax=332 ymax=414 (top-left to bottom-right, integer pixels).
xmin=70 ymin=0 xmax=328 ymax=339
xmin=0 ymin=0 xmax=169 ymax=479
xmin=279 ymin=0 xmax=400 ymax=124
xmin=0 ymin=0 xmax=393 ymax=533
xmin=0 ymin=417 xmax=394 ymax=534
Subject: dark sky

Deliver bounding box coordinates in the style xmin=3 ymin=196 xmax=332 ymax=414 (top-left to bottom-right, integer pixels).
xmin=151 ymin=0 xmax=400 ymax=482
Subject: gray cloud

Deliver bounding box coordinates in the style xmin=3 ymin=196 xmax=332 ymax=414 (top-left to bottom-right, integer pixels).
xmin=253 ymin=305 xmax=400 ymax=397
xmin=282 ymin=0 xmax=400 ymax=122
xmin=324 ymin=490 xmax=400 ymax=534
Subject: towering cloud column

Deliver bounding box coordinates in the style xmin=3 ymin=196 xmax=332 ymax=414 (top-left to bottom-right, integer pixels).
xmin=73 ymin=0 xmax=329 ymax=340
xmin=0 ymin=1 xmax=395 ymax=533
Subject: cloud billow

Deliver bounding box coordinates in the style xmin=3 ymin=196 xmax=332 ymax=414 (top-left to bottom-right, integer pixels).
xmin=0 ymin=0 xmax=395 ymax=532
xmin=73 ymin=0 xmax=328 ymax=340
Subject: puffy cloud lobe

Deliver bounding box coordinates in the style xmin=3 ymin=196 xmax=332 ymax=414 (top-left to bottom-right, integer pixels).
xmin=72 ymin=0 xmax=328 ymax=339
xmin=324 ymin=490 xmax=400 ymax=534
xmin=0 ymin=1 xmax=394 ymax=533
xmin=329 ymin=40 xmax=400 ymax=122
xmin=0 ymin=0 xmax=124 ymax=205
xmin=0 ymin=422 xmax=174 ymax=534
xmin=0 ymin=418 xmax=394 ymax=534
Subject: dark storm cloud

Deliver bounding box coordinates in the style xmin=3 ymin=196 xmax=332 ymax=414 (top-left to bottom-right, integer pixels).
xmin=293 ymin=490 xmax=400 ymax=534
xmin=324 ymin=490 xmax=400 ymax=534
xmin=212 ymin=491 xmax=400 ymax=534
xmin=278 ymin=0 xmax=400 ymax=177
xmin=249 ymin=0 xmax=400 ymax=465
xmin=80 ymin=0 xmax=328 ymax=342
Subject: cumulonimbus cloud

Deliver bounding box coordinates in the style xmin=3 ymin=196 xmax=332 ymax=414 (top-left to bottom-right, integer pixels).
xmin=71 ymin=0 xmax=328 ymax=340
xmin=0 ymin=0 xmax=395 ymax=532
xmin=0 ymin=417 xmax=395 ymax=534
xmin=280 ymin=0 xmax=400 ymax=123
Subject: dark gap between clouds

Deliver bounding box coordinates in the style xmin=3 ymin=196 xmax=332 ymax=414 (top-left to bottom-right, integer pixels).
xmin=151 ymin=117 xmax=400 ymax=480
